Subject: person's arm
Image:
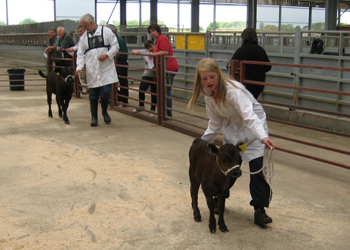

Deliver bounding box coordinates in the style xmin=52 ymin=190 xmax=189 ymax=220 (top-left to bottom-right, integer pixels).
xmin=45 ymin=45 xmax=54 ymax=53
xmin=98 ymin=28 xmax=119 ymax=62
xmin=232 ymin=88 xmax=269 ymax=143
xmin=132 ymin=49 xmax=141 ymax=55
xmin=76 ymin=34 xmax=87 ymax=72
xmin=262 ymin=137 xmax=275 ymax=149
xmin=148 ymin=35 xmax=170 ymax=57
xmin=149 ymin=50 xmax=169 ymax=56
xmin=60 ymin=34 xmax=75 ymax=49
xmin=201 ymin=99 xmax=224 ymax=143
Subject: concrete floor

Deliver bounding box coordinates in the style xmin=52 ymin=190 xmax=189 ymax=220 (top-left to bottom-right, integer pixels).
xmin=0 ymin=67 xmax=350 ymax=250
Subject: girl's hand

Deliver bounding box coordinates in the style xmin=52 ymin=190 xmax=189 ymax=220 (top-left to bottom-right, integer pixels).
xmin=262 ymin=137 xmax=275 ymax=149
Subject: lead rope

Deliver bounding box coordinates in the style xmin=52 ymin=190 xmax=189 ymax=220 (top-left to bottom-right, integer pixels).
xmin=242 ymin=147 xmax=274 ymax=203
xmin=242 ymin=147 xmax=274 ymax=183
xmin=78 ymin=51 xmax=104 ymax=86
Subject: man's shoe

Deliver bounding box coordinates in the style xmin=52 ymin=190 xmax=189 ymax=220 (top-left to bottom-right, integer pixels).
xmin=90 ymin=117 xmax=98 ymax=127
xmin=148 ymin=113 xmax=157 ymax=118
xmin=254 ymin=208 xmax=272 ymax=227
xmin=90 ymin=99 xmax=98 ymax=127
xmin=101 ymin=99 xmax=111 ymax=124
xmin=133 ymin=106 xmax=143 ymax=113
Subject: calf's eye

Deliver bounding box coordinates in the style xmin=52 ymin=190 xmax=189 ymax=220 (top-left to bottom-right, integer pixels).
xmin=221 ymin=156 xmax=228 ymax=163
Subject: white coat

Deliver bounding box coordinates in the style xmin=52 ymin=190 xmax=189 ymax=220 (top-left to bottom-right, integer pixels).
xmin=76 ymin=26 xmax=119 ymax=88
xmin=201 ymin=80 xmax=268 ymax=164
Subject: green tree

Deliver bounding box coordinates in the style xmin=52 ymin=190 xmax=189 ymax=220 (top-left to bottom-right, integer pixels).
xmin=127 ymin=20 xmax=139 ymax=26
xmin=207 ymin=22 xmax=221 ymax=31
xmin=311 ymin=22 xmax=325 ymax=30
xmin=222 ymin=21 xmax=246 ymax=29
xmin=281 ymin=23 xmax=295 ymax=31
xmin=19 ymin=18 xmax=36 ymax=25
xmin=0 ymin=21 xmax=6 ymax=26
xmin=141 ymin=19 xmax=165 ymax=25
xmin=260 ymin=25 xmax=278 ymax=32
xmin=99 ymin=20 xmax=107 ymax=26
xmin=260 ymin=22 xmax=265 ymax=30
xmin=112 ymin=21 xmax=120 ymax=27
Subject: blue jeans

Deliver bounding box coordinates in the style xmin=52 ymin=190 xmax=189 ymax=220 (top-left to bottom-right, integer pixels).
xmin=166 ymin=70 xmax=178 ymax=117
xmin=89 ymin=84 xmax=112 ymax=101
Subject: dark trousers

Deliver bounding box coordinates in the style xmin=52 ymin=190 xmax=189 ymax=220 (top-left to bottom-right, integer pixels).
xmin=249 ymin=156 xmax=272 ymax=208
xmin=117 ymin=59 xmax=129 ymax=103
xmin=227 ymin=156 xmax=272 ymax=209
xmin=165 ymin=71 xmax=177 ymax=117
xmin=89 ymin=84 xmax=112 ymax=100
xmin=138 ymin=76 xmax=157 ymax=111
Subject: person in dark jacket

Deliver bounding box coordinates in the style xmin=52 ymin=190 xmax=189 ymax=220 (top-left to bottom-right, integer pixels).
xmin=105 ymin=24 xmax=129 ymax=106
xmin=56 ymin=26 xmax=75 ymax=68
xmin=230 ymin=27 xmax=271 ymax=99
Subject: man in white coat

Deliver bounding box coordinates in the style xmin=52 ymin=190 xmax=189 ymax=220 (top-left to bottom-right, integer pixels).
xmin=75 ymin=13 xmax=119 ymax=126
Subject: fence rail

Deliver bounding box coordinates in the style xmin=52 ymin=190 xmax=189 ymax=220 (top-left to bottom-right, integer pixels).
xmin=1 ymin=47 xmax=349 ymax=169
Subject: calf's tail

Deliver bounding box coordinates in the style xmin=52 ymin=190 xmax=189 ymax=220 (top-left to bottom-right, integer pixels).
xmin=38 ymin=70 xmax=47 ymax=79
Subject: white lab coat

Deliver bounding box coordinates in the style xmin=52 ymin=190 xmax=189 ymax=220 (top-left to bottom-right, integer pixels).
xmin=201 ymin=80 xmax=268 ymax=164
xmin=76 ymin=26 xmax=119 ymax=88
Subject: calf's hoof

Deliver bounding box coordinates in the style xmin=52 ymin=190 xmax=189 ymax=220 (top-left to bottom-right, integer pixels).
xmin=194 ymin=216 xmax=201 ymax=222
xmin=209 ymin=225 xmax=216 ymax=233
xmin=219 ymin=224 xmax=228 ymax=232
xmin=90 ymin=117 xmax=98 ymax=127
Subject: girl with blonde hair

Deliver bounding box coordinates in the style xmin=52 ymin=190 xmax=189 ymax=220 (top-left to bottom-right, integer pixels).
xmin=189 ymin=58 xmax=275 ymax=227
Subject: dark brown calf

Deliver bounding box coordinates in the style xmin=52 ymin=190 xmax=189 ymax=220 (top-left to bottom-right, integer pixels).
xmin=189 ymin=138 xmax=244 ymax=233
xmin=39 ymin=68 xmax=74 ymax=124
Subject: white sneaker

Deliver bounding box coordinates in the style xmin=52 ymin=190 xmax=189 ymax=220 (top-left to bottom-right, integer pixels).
xmin=149 ymin=113 xmax=157 ymax=118
xmin=133 ymin=106 xmax=143 ymax=113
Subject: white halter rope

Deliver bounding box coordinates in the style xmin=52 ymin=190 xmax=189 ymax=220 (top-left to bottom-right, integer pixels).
xmin=241 ymin=147 xmax=274 ymax=204
xmin=78 ymin=73 xmax=95 ymax=86
xmin=242 ymin=147 xmax=274 ymax=184
xmin=64 ymin=75 xmax=76 ymax=83
xmin=216 ymin=157 xmax=241 ymax=176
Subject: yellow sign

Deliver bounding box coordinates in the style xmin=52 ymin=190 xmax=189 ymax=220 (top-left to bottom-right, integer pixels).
xmin=175 ymin=34 xmax=205 ymax=51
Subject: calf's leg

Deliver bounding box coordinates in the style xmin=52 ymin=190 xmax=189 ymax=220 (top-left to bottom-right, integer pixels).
xmin=217 ymin=195 xmax=228 ymax=232
xmin=204 ymin=193 xmax=217 ymax=233
xmin=62 ymin=99 xmax=70 ymax=124
xmin=47 ymin=91 xmax=53 ymax=118
xmin=189 ymin=172 xmax=201 ymax=222
xmin=56 ymin=95 xmax=63 ymax=118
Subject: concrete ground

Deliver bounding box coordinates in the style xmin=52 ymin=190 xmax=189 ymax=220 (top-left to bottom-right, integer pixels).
xmin=0 ymin=66 xmax=350 ymax=250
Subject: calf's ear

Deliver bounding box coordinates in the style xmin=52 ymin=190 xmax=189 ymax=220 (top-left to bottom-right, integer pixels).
xmin=207 ymin=143 xmax=219 ymax=154
xmin=236 ymin=141 xmax=247 ymax=153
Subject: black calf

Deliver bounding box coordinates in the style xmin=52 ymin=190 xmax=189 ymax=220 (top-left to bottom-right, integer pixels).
xmin=39 ymin=67 xmax=74 ymax=124
xmin=189 ymin=138 xmax=244 ymax=233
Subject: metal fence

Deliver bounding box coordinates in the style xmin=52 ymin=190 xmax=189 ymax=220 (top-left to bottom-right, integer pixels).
xmin=0 ymin=36 xmax=349 ymax=169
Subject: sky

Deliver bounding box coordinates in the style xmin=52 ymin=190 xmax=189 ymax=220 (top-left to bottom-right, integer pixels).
xmin=0 ymin=0 xmax=246 ymax=29
xmin=1 ymin=0 xmax=350 ymax=29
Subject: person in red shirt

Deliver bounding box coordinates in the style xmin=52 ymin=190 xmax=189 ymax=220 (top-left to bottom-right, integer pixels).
xmin=148 ymin=24 xmax=179 ymax=117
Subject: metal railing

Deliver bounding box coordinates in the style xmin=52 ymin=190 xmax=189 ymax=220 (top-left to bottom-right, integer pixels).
xmin=1 ymin=46 xmax=349 ymax=169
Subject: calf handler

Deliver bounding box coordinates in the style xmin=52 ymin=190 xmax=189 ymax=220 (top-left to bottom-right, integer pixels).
xmin=75 ymin=13 xmax=119 ymax=126
xmin=188 ymin=58 xmax=276 ymax=227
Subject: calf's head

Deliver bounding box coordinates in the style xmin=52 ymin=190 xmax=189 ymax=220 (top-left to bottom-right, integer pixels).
xmin=60 ymin=67 xmax=75 ymax=84
xmin=208 ymin=142 xmax=245 ymax=178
